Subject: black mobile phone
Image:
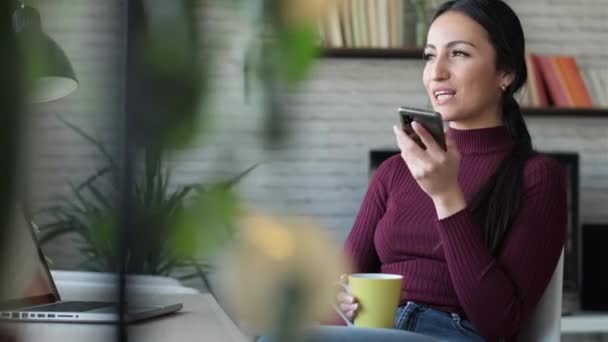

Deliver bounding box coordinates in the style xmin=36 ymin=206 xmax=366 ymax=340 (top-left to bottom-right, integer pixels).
xmin=398 ymin=107 xmax=446 ymax=151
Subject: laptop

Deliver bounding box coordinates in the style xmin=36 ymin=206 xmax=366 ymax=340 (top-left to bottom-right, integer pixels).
xmin=0 ymin=205 xmax=183 ymax=323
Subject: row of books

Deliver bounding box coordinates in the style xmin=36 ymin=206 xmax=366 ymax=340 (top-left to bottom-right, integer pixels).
xmin=581 ymin=67 xmax=608 ymax=107
xmin=519 ymin=54 xmax=597 ymax=108
xmin=318 ymin=0 xmax=422 ymax=48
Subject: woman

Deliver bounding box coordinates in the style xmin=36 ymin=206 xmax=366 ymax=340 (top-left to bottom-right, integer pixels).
xmin=337 ymin=0 xmax=567 ymax=341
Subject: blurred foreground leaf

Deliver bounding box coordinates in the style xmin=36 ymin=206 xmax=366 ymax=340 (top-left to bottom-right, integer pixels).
xmin=131 ymin=0 xmax=207 ymax=149
xmin=242 ymin=0 xmax=323 ymax=146
xmin=279 ymin=24 xmax=320 ymax=85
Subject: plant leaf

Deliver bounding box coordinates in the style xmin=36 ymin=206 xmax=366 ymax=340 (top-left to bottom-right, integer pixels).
xmin=76 ymin=167 xmax=111 ymax=192
xmin=57 ymin=116 xmax=118 ymax=173
xmin=85 ymin=182 xmax=114 ymax=210
xmin=217 ymin=163 xmax=259 ymax=189
xmin=38 ymin=226 xmax=75 ymax=244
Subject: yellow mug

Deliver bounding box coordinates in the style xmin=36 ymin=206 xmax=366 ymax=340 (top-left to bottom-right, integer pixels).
xmin=334 ymin=273 xmax=403 ymax=328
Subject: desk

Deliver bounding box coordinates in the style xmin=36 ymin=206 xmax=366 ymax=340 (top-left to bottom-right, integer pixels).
xmin=0 ymin=294 xmax=250 ymax=342
xmin=562 ymin=313 xmax=608 ymax=334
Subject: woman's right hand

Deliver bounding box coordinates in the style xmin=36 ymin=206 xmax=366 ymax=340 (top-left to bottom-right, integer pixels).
xmin=336 ymin=274 xmax=359 ymax=320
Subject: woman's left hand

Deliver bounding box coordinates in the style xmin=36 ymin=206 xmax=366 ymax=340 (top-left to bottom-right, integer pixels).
xmin=393 ymin=122 xmax=466 ymax=218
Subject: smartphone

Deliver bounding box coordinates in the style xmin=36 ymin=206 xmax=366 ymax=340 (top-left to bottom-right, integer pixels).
xmin=398 ymin=107 xmax=446 ymax=151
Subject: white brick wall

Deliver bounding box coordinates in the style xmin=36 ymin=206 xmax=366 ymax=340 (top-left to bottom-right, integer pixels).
xmin=25 ymin=0 xmax=123 ymax=204
xmin=175 ymin=0 xmax=608 ymax=243
xmin=509 ymin=0 xmax=608 ymax=224
xmin=28 ymin=0 xmax=608 ymax=270
xmin=23 ymin=0 xmax=124 ymax=269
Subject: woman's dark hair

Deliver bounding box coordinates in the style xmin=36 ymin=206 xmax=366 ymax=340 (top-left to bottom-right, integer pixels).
xmin=431 ymin=0 xmax=535 ymax=255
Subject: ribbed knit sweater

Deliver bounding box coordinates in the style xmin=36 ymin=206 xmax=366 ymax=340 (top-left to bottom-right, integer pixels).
xmin=344 ymin=126 xmax=567 ymax=341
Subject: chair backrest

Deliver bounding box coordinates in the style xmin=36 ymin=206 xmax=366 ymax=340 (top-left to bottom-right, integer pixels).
xmin=517 ymin=249 xmax=565 ymax=341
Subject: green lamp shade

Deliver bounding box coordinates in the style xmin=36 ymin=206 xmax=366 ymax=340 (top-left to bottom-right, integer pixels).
xmin=14 ymin=5 xmax=78 ymax=103
xmin=29 ymin=33 xmax=78 ymax=103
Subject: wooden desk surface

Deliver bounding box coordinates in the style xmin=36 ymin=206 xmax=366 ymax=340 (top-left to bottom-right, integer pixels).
xmin=0 ymin=293 xmax=250 ymax=342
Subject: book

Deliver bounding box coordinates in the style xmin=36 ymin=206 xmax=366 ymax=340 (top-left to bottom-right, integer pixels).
xmin=524 ymin=56 xmax=536 ymax=106
xmin=326 ymin=1 xmax=344 ymax=47
xmin=351 ymin=0 xmax=362 ymax=47
xmin=554 ymin=56 xmax=593 ymax=108
xmin=535 ymin=55 xmax=571 ymax=107
xmin=594 ymin=69 xmax=608 ymax=106
xmin=526 ymin=54 xmax=549 ymax=106
xmin=387 ymin=0 xmax=397 ymax=47
xmin=378 ymin=0 xmax=390 ymax=48
xmin=516 ymin=83 xmax=532 ymax=107
xmin=582 ymin=68 xmax=608 ymax=106
xmin=368 ymin=0 xmax=379 ymax=47
xmin=340 ymin=0 xmax=354 ymax=47
xmin=358 ymin=0 xmax=369 ymax=47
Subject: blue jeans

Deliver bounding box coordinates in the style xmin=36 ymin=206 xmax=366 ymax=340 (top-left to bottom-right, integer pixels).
xmin=257 ymin=301 xmax=484 ymax=342
xmin=394 ymin=301 xmax=484 ymax=341
xmin=257 ymin=327 xmax=437 ymax=342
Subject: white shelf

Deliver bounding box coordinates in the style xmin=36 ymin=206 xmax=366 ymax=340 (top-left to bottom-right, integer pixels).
xmin=562 ymin=313 xmax=608 ymax=334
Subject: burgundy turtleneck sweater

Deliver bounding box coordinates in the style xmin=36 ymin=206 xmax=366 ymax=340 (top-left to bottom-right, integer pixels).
xmin=344 ymin=126 xmax=567 ymax=341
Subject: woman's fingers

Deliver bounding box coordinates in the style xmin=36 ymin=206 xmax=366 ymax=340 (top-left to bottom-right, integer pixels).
xmin=411 ymin=122 xmax=444 ymax=157
xmin=393 ymin=125 xmax=427 ymax=161
xmin=339 ymin=302 xmax=358 ymax=314
xmin=336 ymin=289 xmax=358 ymax=316
xmin=336 ymin=291 xmax=354 ymax=303
xmin=335 ymin=273 xmax=358 ymax=317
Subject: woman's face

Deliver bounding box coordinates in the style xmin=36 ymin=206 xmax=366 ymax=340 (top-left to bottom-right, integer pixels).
xmin=423 ymin=11 xmax=512 ymax=129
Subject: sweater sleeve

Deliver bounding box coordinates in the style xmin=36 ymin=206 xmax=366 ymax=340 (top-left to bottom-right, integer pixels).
xmin=343 ymin=156 xmax=398 ymax=273
xmin=435 ymin=156 xmax=567 ymax=340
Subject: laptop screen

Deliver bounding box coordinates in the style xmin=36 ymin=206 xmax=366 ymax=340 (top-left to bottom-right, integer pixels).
xmin=0 ymin=205 xmax=58 ymax=307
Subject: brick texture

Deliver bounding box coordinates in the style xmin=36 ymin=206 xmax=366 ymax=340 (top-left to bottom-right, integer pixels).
xmin=28 ymin=0 xmax=608 ymax=278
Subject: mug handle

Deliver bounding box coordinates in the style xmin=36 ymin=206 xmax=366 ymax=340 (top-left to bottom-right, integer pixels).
xmin=331 ymin=281 xmax=354 ymax=327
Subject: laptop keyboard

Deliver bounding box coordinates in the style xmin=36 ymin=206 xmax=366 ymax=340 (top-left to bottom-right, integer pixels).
xmin=23 ymin=301 xmax=113 ymax=312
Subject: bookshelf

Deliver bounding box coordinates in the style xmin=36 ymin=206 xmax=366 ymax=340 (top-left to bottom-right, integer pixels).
xmin=562 ymin=313 xmax=608 ymax=334
xmin=317 ymin=53 xmax=608 ymax=117
xmin=321 ymin=47 xmax=424 ymax=59
xmin=319 ymin=0 xmax=427 ymax=58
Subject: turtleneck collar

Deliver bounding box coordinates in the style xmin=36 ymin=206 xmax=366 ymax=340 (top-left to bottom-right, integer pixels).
xmin=446 ymin=125 xmax=514 ymax=155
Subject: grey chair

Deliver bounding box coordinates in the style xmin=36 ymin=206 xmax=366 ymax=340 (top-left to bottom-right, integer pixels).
xmin=517 ymin=249 xmax=565 ymax=341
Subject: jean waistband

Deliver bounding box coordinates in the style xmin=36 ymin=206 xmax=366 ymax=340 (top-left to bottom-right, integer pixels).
xmin=402 ymin=301 xmax=466 ymax=320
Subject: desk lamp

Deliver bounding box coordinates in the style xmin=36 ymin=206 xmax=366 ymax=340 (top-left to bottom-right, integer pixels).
xmin=13 ymin=0 xmax=78 ymax=102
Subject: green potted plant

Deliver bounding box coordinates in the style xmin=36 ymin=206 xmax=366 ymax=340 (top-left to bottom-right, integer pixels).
xmin=35 ymin=117 xmax=257 ymax=294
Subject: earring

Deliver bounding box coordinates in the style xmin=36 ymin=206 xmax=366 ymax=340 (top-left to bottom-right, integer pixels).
xmin=500 ymin=84 xmax=507 ymax=92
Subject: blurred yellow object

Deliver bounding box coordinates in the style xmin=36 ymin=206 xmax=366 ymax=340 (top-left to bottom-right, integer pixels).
xmin=245 ymin=220 xmax=296 ymax=261
xmin=280 ymin=0 xmax=343 ymax=26
xmin=216 ymin=213 xmax=349 ymax=337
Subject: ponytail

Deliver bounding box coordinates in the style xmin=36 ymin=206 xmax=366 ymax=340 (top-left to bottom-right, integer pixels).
xmin=433 ymin=0 xmax=533 ymax=255
xmin=469 ymin=93 xmax=535 ymax=255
